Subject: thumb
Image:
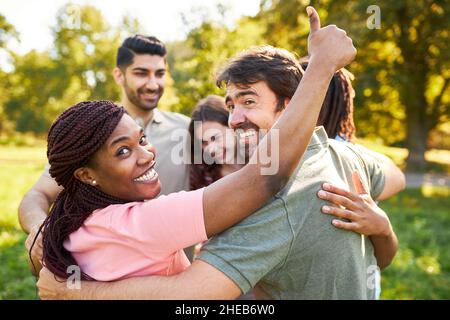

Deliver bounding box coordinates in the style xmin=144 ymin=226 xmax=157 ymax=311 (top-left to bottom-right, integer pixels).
xmin=352 ymin=171 xmax=369 ymax=195
xmin=307 ymin=6 xmax=321 ymax=33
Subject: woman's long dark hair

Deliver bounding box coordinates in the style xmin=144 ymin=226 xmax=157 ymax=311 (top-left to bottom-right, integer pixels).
xmin=301 ymin=60 xmax=356 ymax=142
xmin=189 ymin=95 xmax=230 ymax=190
xmin=31 ymin=100 xmax=128 ymax=280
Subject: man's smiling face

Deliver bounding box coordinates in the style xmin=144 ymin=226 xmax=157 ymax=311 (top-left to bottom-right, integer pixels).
xmin=225 ymin=81 xmax=283 ymax=160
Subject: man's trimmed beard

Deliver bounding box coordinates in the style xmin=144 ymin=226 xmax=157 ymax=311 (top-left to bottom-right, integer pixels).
xmin=123 ymin=77 xmax=163 ymax=112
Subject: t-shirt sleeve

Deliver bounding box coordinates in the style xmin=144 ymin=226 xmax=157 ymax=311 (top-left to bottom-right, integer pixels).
xmin=109 ymin=188 xmax=207 ymax=254
xmin=346 ymin=144 xmax=386 ymax=199
xmin=198 ymin=197 xmax=292 ymax=294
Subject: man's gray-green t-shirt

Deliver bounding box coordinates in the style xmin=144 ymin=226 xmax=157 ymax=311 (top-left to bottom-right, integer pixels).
xmin=198 ymin=126 xmax=386 ymax=300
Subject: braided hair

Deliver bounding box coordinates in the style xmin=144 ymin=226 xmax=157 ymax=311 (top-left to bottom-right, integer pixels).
xmin=31 ymin=100 xmax=127 ymax=280
xmin=300 ymin=60 xmax=356 ymax=142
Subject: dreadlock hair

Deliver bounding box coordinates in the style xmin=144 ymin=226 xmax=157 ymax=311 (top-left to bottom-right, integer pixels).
xmin=31 ymin=100 xmax=127 ymax=280
xmin=189 ymin=95 xmax=230 ymax=190
xmin=117 ymin=34 xmax=166 ymax=70
xmin=300 ymin=59 xmax=357 ymax=142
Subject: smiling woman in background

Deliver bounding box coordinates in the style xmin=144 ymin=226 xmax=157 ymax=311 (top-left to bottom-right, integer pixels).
xmin=189 ymin=95 xmax=241 ymax=190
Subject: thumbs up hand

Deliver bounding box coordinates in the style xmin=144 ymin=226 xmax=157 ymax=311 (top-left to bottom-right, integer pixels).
xmin=306 ymin=6 xmax=356 ymax=72
xmin=317 ymin=171 xmax=393 ymax=237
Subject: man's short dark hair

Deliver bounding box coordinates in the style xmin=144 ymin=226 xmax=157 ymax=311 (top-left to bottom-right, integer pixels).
xmin=116 ymin=35 xmax=167 ymax=69
xmin=216 ymin=45 xmax=304 ymax=112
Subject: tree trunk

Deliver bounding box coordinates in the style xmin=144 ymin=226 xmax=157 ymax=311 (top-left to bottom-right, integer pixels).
xmin=404 ymin=71 xmax=428 ymax=172
xmin=405 ymin=103 xmax=428 ymax=172
xmin=396 ymin=5 xmax=429 ymax=172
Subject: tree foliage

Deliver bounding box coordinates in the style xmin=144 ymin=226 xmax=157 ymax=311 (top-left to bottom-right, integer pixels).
xmin=250 ymin=0 xmax=449 ymax=169
xmin=1 ymin=1 xmax=448 ymax=170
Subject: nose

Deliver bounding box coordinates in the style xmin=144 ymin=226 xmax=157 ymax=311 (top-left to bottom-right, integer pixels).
xmin=204 ymin=142 xmax=218 ymax=157
xmin=229 ymin=105 xmax=246 ymax=129
xmin=137 ymin=145 xmax=156 ymax=166
xmin=145 ymin=76 xmax=159 ymax=91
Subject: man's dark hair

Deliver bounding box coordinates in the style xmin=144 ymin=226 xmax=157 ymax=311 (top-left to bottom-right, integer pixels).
xmin=216 ymin=45 xmax=303 ymax=112
xmin=116 ymin=35 xmax=167 ymax=69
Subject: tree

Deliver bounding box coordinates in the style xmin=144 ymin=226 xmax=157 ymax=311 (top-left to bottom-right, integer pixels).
xmin=168 ymin=5 xmax=266 ymax=115
xmin=51 ymin=4 xmax=122 ymax=105
xmin=0 ymin=14 xmax=19 ymax=135
xmin=254 ymin=0 xmax=450 ymax=170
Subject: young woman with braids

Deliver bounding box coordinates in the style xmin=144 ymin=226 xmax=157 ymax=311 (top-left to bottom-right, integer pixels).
xmin=33 ymin=59 xmax=340 ymax=281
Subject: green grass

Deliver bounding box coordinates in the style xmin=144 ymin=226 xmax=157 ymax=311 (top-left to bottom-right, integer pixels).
xmin=0 ymin=144 xmax=449 ymax=299
xmin=0 ymin=145 xmax=47 ymax=300
xmin=379 ymin=187 xmax=450 ymax=299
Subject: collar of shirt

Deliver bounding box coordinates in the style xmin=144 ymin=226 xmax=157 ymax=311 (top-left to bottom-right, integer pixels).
xmin=307 ymin=126 xmax=329 ymax=150
xmin=134 ymin=108 xmax=164 ymax=128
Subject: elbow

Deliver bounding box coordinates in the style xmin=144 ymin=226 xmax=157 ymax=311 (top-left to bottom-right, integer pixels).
xmin=378 ymin=236 xmax=399 ymax=271
xmin=396 ymin=168 xmax=406 ymax=193
xmin=378 ymin=260 xmax=390 ymax=271
xmin=378 ymin=250 xmax=397 ymax=271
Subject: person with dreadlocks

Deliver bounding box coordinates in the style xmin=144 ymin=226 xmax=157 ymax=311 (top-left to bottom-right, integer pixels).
xmin=21 ymin=35 xmax=198 ymax=274
xmin=300 ymin=58 xmax=356 ymax=143
xmin=35 ymin=15 xmax=359 ymax=282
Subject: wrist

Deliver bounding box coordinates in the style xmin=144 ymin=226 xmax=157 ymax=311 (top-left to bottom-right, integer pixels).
xmin=378 ymin=221 xmax=393 ymax=238
xmin=307 ymin=56 xmax=336 ymax=78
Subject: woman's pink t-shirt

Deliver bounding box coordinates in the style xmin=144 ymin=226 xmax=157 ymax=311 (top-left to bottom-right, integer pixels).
xmin=64 ymin=188 xmax=207 ymax=281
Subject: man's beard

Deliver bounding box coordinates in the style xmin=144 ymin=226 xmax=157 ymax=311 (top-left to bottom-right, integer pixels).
xmin=124 ymin=79 xmax=163 ymax=112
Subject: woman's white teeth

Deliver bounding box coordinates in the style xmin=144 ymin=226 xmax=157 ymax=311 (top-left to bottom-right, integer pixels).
xmin=239 ymin=130 xmax=256 ymax=138
xmin=134 ymin=168 xmax=157 ymax=182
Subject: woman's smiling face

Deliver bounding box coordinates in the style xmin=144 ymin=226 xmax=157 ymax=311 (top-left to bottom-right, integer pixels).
xmin=83 ymin=114 xmax=161 ymax=201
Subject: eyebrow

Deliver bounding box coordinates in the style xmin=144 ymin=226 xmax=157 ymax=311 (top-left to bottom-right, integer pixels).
xmin=131 ymin=67 xmax=149 ymax=73
xmin=225 ymin=90 xmax=258 ymax=104
xmin=131 ymin=67 xmax=166 ymax=73
xmin=110 ymin=128 xmax=144 ymax=147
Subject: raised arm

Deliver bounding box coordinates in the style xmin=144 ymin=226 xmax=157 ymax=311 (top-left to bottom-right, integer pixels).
xmin=203 ymin=7 xmax=357 ymax=237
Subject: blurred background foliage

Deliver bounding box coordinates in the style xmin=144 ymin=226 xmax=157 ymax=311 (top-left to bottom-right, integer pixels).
xmin=1 ymin=0 xmax=449 ymax=170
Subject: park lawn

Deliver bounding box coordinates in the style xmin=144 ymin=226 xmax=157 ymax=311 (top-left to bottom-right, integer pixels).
xmin=0 ymin=145 xmax=47 ymax=299
xmin=0 ymin=144 xmax=449 ymax=299
xmin=379 ymin=186 xmax=450 ymax=299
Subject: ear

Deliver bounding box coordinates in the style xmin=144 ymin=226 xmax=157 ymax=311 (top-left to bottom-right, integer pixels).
xmin=74 ymin=167 xmax=98 ymax=187
xmin=113 ymin=67 xmax=125 ymax=86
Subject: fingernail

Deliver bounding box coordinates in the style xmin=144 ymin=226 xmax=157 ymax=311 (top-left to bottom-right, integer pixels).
xmin=332 ymin=220 xmax=339 ymax=226
xmin=318 ymin=190 xmax=327 ymax=198
xmin=322 ymin=205 xmax=330 ymax=213
xmin=323 ymin=183 xmax=331 ymax=190
xmin=306 ymin=7 xmax=312 ymax=16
